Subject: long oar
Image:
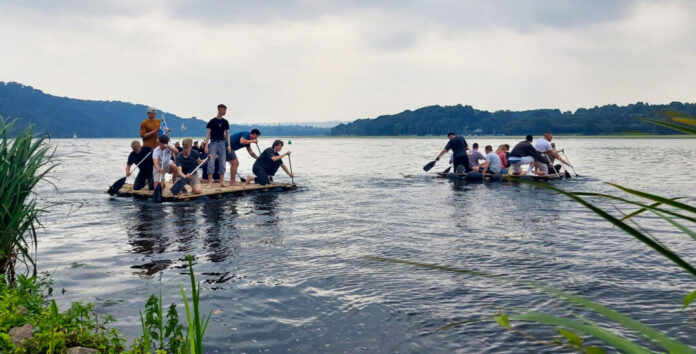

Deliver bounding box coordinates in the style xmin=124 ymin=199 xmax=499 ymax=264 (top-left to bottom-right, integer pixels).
xmin=560 ymin=149 xmax=580 ymax=177
xmin=288 ymin=154 xmax=294 ymax=185
xmin=170 ymin=159 xmax=209 ymax=195
xmin=441 ymin=164 xmax=453 ymax=174
xmin=256 ymin=143 xmax=262 ymax=155
xmin=153 ymin=158 xmax=164 ymax=203
xmin=544 ymin=152 xmax=562 ymax=179
xmin=108 ymin=152 xmax=151 ymax=195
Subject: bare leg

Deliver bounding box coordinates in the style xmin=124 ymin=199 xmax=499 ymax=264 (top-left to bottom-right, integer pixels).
xmin=229 ymin=159 xmax=242 ymax=185
xmin=244 ymin=175 xmax=254 ymax=186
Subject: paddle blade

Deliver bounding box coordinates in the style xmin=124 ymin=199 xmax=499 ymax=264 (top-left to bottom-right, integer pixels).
xmin=423 ymin=160 xmax=436 ymax=171
xmin=442 ymin=166 xmax=452 ymax=174
xmin=108 ymin=177 xmax=127 ymax=196
xmin=170 ymin=179 xmax=187 ymax=195
xmin=153 ymin=185 xmax=162 ymax=203
xmin=565 ymin=170 xmax=571 ymax=179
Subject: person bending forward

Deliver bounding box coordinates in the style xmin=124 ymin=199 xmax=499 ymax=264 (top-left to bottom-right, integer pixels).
xmin=245 ymin=140 xmax=293 ymax=186
xmin=175 ymin=138 xmax=209 ymax=194
xmin=152 ymin=135 xmax=179 ymax=190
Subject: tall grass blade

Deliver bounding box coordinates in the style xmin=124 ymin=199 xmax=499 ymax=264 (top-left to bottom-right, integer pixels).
xmin=605 ymin=183 xmax=696 ymax=214
xmin=365 ymin=256 xmax=693 ymax=353
xmin=650 ymin=210 xmax=696 ymax=242
xmin=644 ymin=119 xmax=696 ymax=135
xmin=619 ymin=198 xmax=683 ymax=221
xmin=570 ymin=192 xmax=696 ymax=223
xmin=524 ymin=181 xmax=696 ymax=278
xmin=511 ymin=312 xmax=652 ymax=354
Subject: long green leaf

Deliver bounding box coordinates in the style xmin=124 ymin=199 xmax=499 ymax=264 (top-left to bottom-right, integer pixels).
xmin=619 ymin=198 xmax=683 ymax=221
xmin=512 ymin=312 xmax=652 ymax=354
xmin=570 ymin=192 xmax=696 ymax=223
xmin=651 ymin=210 xmax=696 ymax=242
xmin=525 ymin=181 xmax=696 ymax=277
xmin=365 ymin=256 xmax=693 ymax=353
xmin=605 ymin=183 xmax=696 ymax=214
xmin=644 ymin=119 xmax=696 ymax=135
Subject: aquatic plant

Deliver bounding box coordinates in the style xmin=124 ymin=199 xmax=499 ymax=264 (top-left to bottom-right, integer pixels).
xmin=0 ymin=273 xmax=125 ymax=353
xmin=0 ymin=117 xmax=56 ymax=285
xmin=134 ymin=255 xmax=211 ymax=354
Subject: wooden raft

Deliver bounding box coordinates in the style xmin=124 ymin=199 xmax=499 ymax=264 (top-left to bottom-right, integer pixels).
xmin=436 ymin=170 xmax=564 ymax=181
xmin=112 ymin=182 xmax=297 ymax=202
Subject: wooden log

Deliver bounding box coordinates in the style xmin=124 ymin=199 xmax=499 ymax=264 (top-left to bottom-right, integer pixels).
xmin=108 ymin=181 xmax=296 ymax=202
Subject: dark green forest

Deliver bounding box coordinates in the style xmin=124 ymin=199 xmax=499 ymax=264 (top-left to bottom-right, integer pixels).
xmin=0 ymin=82 xmax=329 ymax=137
xmin=330 ymin=103 xmax=696 ymax=136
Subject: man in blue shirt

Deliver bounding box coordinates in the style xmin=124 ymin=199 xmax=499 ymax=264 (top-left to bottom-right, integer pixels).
xmin=225 ymin=128 xmax=261 ymax=185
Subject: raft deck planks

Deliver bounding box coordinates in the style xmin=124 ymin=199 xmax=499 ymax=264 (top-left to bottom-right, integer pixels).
xmin=112 ymin=182 xmax=297 ymax=202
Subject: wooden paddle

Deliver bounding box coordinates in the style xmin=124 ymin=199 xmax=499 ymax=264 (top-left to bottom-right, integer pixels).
xmin=108 ymin=151 xmax=151 ymax=195
xmin=170 ymin=158 xmax=209 ymax=195
xmin=559 ymin=149 xmax=580 ymax=177
xmin=153 ymin=158 xmax=164 ymax=203
xmin=423 ymin=160 xmax=436 ymax=171
xmin=288 ymin=154 xmax=294 ymax=185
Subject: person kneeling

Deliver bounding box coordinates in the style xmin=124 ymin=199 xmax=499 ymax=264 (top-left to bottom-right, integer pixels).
xmin=175 ymin=138 xmax=208 ymax=194
xmin=152 ymin=135 xmax=179 ymax=190
xmin=245 ymin=139 xmax=293 ymax=186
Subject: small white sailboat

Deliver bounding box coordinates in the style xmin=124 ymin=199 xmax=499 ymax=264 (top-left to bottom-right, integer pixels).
xmin=73 ymin=132 xmax=77 ymax=139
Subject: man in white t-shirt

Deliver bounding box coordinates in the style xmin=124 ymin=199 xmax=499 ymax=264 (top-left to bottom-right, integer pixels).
xmin=531 ymin=131 xmax=570 ymax=174
xmin=152 ymin=134 xmax=179 ymax=190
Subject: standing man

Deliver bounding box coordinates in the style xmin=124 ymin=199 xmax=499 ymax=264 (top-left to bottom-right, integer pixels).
xmin=434 ymin=132 xmax=471 ymax=173
xmin=126 ymin=140 xmax=154 ymax=190
xmin=204 ymin=104 xmax=231 ymax=187
xmin=140 ymin=107 xmax=161 ymax=148
xmin=226 ymin=128 xmax=261 ymax=185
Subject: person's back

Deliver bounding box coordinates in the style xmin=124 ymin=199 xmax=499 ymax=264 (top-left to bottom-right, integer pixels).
xmin=534 ymin=138 xmax=552 ymax=153
xmin=485 ymin=151 xmax=502 ymax=173
xmin=445 ymin=136 xmax=468 ymax=158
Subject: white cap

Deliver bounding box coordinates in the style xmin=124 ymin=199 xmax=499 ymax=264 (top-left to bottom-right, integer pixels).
xmin=147 ymin=107 xmax=157 ymax=113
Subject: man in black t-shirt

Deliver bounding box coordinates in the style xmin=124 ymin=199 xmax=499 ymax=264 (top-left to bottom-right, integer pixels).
xmin=126 ymin=140 xmax=154 ymax=190
xmin=434 ymin=132 xmax=471 ymax=173
xmin=175 ymin=138 xmax=208 ymax=194
xmin=244 ymin=140 xmax=294 ymax=186
xmin=204 ymin=104 xmax=231 ymax=187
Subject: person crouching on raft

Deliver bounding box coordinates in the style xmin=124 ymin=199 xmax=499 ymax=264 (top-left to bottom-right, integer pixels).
xmin=152 ymin=134 xmax=179 ymax=191
xmin=175 ymin=138 xmax=209 ymax=194
xmin=244 ymin=139 xmax=294 ymax=186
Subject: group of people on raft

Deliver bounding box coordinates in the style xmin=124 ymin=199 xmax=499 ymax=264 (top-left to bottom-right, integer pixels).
xmin=125 ymin=104 xmax=294 ymax=195
xmin=434 ymin=131 xmax=572 ymax=176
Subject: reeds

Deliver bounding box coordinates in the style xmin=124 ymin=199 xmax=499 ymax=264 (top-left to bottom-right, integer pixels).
xmin=0 ymin=117 xmax=55 ymax=284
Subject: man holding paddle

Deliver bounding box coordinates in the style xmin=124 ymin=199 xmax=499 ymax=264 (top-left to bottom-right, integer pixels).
xmin=432 ymin=132 xmax=471 ymax=173
xmin=126 ymin=140 xmax=154 ymax=190
xmin=174 ymin=138 xmax=209 ymax=195
xmin=226 ymin=128 xmax=261 ymax=186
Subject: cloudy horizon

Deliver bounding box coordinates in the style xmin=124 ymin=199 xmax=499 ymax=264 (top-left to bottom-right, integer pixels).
xmin=1 ymin=1 xmax=695 ymax=123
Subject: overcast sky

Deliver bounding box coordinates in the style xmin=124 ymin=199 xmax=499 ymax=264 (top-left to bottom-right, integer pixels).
xmin=1 ymin=1 xmax=694 ymax=123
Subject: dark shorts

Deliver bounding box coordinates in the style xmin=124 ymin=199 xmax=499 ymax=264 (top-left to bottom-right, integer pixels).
xmin=453 ymin=156 xmax=472 ymax=173
xmin=225 ymin=150 xmax=237 ymax=161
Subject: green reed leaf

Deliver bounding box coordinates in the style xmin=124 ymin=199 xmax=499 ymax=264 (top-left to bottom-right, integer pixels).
xmin=556 ymin=328 xmax=582 ymax=348
xmin=644 ymin=119 xmax=696 ymax=135
xmin=683 ymin=290 xmax=696 ymax=309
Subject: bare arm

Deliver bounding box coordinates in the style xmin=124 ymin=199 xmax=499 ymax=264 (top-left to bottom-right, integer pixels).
xmin=126 ymin=164 xmax=132 ymax=176
xmin=281 ymin=163 xmax=293 ymax=178
xmin=435 ymin=148 xmax=447 ymax=161
xmin=271 ymin=151 xmax=290 ymax=161
xmin=204 ymin=128 xmax=211 ymax=153
xmin=153 ymin=158 xmax=163 ymax=173
xmin=226 ymin=130 xmax=231 ymax=151
xmin=246 ymin=146 xmax=258 ymax=159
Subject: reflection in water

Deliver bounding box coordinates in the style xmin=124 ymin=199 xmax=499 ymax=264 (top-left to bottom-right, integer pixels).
xmin=126 ymin=203 xmax=169 ymax=255
xmin=252 ymin=192 xmax=280 ymax=227
xmin=202 ymin=198 xmax=239 ymax=263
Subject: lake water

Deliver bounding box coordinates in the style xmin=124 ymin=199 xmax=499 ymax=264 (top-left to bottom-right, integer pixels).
xmin=35 ymin=137 xmax=696 ymax=353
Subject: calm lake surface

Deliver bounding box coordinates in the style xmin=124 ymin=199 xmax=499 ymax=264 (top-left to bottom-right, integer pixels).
xmin=35 ymin=137 xmax=696 ymax=353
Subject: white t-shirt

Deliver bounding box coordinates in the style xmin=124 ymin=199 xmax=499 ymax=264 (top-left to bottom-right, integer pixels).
xmin=152 ymin=144 xmax=176 ymax=167
xmin=534 ymin=138 xmax=552 ymax=153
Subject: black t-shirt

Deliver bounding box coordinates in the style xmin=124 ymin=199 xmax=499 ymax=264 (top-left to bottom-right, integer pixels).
xmin=176 ymin=150 xmax=201 ymax=174
xmin=444 ymin=136 xmax=468 ymax=158
xmin=510 ymin=141 xmax=547 ymax=163
xmin=127 ymin=146 xmax=153 ymax=170
xmin=206 ymin=117 xmax=230 ymax=141
xmin=253 ymin=147 xmax=283 ymax=171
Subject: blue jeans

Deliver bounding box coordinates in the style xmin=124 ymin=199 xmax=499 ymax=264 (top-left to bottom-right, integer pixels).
xmin=207 ymin=141 xmax=226 ymax=178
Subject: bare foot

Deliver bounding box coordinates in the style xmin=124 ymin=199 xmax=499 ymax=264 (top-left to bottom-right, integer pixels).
xmin=230 ymin=182 xmax=242 ymax=186
xmin=244 ymin=179 xmax=251 ymax=186
xmin=219 ymin=182 xmax=228 ymax=188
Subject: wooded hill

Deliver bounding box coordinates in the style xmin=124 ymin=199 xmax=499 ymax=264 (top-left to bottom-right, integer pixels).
xmin=330 ymin=102 xmax=695 ymax=136
xmin=0 ymin=82 xmax=329 ymax=137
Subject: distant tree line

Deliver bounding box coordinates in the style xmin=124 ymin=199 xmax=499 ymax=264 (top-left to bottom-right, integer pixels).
xmin=0 ymin=82 xmax=329 ymax=138
xmin=330 ymin=103 xmax=695 ymax=136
